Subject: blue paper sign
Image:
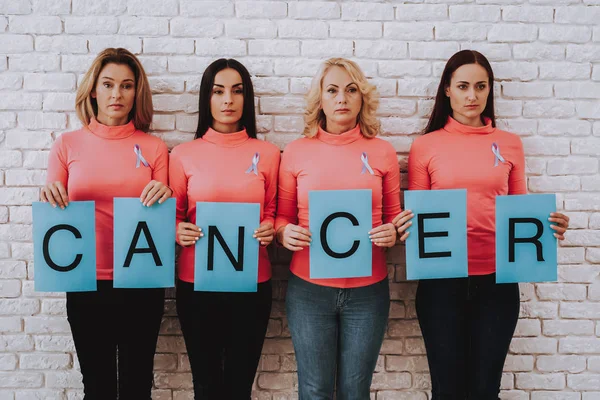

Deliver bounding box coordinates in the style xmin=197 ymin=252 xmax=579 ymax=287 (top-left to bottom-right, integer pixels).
xmin=113 ymin=198 xmax=176 ymax=288
xmin=194 ymin=202 xmax=260 ymax=292
xmin=308 ymin=190 xmax=372 ymax=279
xmin=33 ymin=201 xmax=97 ymax=292
xmin=496 ymin=194 xmax=557 ymax=283
xmin=404 ymin=189 xmax=468 ymax=280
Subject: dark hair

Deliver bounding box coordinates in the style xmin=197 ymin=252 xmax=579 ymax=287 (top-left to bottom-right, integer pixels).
xmin=195 ymin=58 xmax=257 ymax=139
xmin=424 ymin=50 xmax=496 ymax=134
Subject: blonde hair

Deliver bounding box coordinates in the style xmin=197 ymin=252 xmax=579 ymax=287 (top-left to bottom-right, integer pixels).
xmin=304 ymin=58 xmax=380 ymax=138
xmin=76 ymin=48 xmax=153 ymax=132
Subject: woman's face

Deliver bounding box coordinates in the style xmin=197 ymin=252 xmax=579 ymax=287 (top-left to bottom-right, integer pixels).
xmin=92 ymin=63 xmax=136 ymax=126
xmin=320 ymin=66 xmax=362 ymax=133
xmin=210 ymin=68 xmax=244 ymax=133
xmin=445 ymin=63 xmax=490 ymax=126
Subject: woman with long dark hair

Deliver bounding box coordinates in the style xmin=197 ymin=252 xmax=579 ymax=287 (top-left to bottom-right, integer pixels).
xmin=169 ymin=58 xmax=280 ymax=399
xmin=394 ymin=50 xmax=570 ymax=399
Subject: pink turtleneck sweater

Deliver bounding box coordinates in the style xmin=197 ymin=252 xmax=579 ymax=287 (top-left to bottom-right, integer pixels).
xmin=169 ymin=128 xmax=280 ymax=284
xmin=408 ymin=117 xmax=527 ymax=275
xmin=275 ymin=125 xmax=402 ymax=288
xmin=46 ymin=118 xmax=169 ymax=280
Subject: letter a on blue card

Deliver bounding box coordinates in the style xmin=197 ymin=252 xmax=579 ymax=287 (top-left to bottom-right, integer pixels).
xmin=195 ymin=202 xmax=260 ymax=292
xmin=113 ymin=198 xmax=176 ymax=288
xmin=33 ymin=201 xmax=96 ymax=292
xmin=308 ymin=190 xmax=372 ymax=279
xmin=496 ymin=194 xmax=557 ymax=284
xmin=404 ymin=189 xmax=468 ymax=280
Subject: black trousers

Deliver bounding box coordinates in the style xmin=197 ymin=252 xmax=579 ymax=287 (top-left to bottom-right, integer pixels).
xmin=416 ymin=274 xmax=520 ymax=400
xmin=176 ymin=279 xmax=272 ymax=400
xmin=66 ymin=281 xmax=165 ymax=400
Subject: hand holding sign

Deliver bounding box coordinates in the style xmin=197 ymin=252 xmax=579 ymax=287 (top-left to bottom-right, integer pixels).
xmin=254 ymin=222 xmax=275 ymax=247
xmin=277 ymin=224 xmax=312 ymax=251
xmin=368 ymin=223 xmax=397 ymax=247
xmin=393 ymin=209 xmax=414 ymax=242
xmin=549 ymin=212 xmax=570 ymax=240
xmin=178 ymin=222 xmax=203 ymax=246
xmin=140 ymin=180 xmax=171 ymax=207
xmin=40 ymin=181 xmax=69 ymax=209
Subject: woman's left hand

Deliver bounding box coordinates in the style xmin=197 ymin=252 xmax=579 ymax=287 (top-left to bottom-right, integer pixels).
xmin=369 ymin=223 xmax=397 ymax=248
xmin=254 ymin=222 xmax=275 ymax=247
xmin=140 ymin=180 xmax=172 ymax=206
xmin=549 ymin=212 xmax=570 ymax=240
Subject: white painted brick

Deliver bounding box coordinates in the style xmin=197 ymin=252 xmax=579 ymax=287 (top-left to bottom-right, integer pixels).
xmin=572 ymin=138 xmax=600 ymax=155
xmin=568 ymin=375 xmax=600 ymax=390
xmin=369 ymin=78 xmax=396 ymax=97
xmin=148 ymin=77 xmax=185 ymax=94
xmin=24 ymin=317 xmax=70 ymax=334
xmin=9 ymin=54 xmax=60 ymax=72
xmin=537 ymin=283 xmax=588 ymax=301
xmin=0 ymin=280 xmax=21 ymax=298
xmin=567 ymin=45 xmax=600 ymax=62
xmin=514 ymin=319 xmax=541 ymax=336
xmin=15 ymin=390 xmax=66 ymax=400
xmin=9 ymin=16 xmax=61 ymax=34
xmin=462 ymin=42 xmax=512 ymax=60
xmin=520 ymin=301 xmax=558 ymax=318
xmin=65 ymin=17 xmax=118 ymax=34
xmin=510 ymin=338 xmax=557 ymax=354
xmin=531 ymin=392 xmax=581 ymax=400
xmin=0 ymin=112 xmax=16 ymax=129
xmin=170 ymin=18 xmax=223 ymax=38
xmin=504 ymin=355 xmax=534 ymax=372
xmin=151 ymin=114 xmax=176 ymax=131
xmin=153 ymin=94 xmax=198 ymax=113
xmin=6 ymin=170 xmax=46 ymax=186
xmin=0 ymin=355 xmax=16 ymax=371
xmin=540 ymin=26 xmax=591 ymax=43
xmin=384 ymin=23 xmax=434 ymax=41
xmin=502 ymin=6 xmax=554 ymax=22
xmin=5 ymin=130 xmax=53 ymax=150
xmin=167 ymin=57 xmax=211 ymax=74
xmin=330 ymin=21 xmax=382 ymax=39
xmin=31 ymin=0 xmax=69 ymax=14
xmin=502 ymin=82 xmax=552 ymax=98
xmin=144 ymin=38 xmax=194 ymax=55
xmin=537 ymin=355 xmax=587 ymax=373
xmin=302 ymin=40 xmax=353 ymax=58
xmin=489 ymin=24 xmax=538 ymax=42
xmin=61 ymin=55 xmax=95 ymax=73
xmin=0 ymin=93 xmax=42 ymax=111
xmin=515 ymin=373 xmax=565 ymax=390
xmin=0 ymin=372 xmax=42 ymax=388
xmin=379 ymin=61 xmax=431 ymax=78
xmin=513 ymin=44 xmax=565 ymax=61
xmin=0 ymin=0 xmax=31 ymax=14
xmin=0 ymin=74 xmax=22 ymax=90
xmin=22 ymin=151 xmax=49 ymax=169
xmin=584 ymin=176 xmax=600 ymax=191
xmin=127 ymin=0 xmax=177 ymax=16
xmin=41 ymin=299 xmax=67 ymax=315
xmin=46 ymin=371 xmax=83 ymax=389
xmin=591 ymin=213 xmax=600 ymax=228
xmin=175 ymin=114 xmax=197 ymax=133
xmin=397 ymin=78 xmax=438 ymax=97
xmin=34 ymin=36 xmax=87 ymax=54
xmin=88 ymin=36 xmax=142 ymax=54
xmin=540 ymin=62 xmax=591 ymax=80
xmin=179 ymin=1 xmax=232 ymax=17
xmin=288 ymin=2 xmax=339 ymax=19
xmin=34 ymin=336 xmax=74 ymax=352
xmin=23 ymin=73 xmax=75 ymax=92
xmin=449 ymin=5 xmax=500 ymax=21
xmin=0 ymin=35 xmax=34 ymax=54
xmin=342 ymin=3 xmax=394 ymax=21
xmin=260 ymin=97 xmax=304 ymax=114
xmin=396 ymin=4 xmax=448 ymax=21
xmin=409 ymin=42 xmax=459 ymax=60
xmin=539 ymin=120 xmax=591 ymax=137
xmin=494 ymin=61 xmax=539 ymax=81
xmin=556 ymin=6 xmax=600 ymax=24
xmin=274 ymin=116 xmax=304 ymax=133
xmin=249 ymin=40 xmax=299 ymax=57
xmin=435 ymin=22 xmax=488 ymax=41
xmin=42 ymin=93 xmax=76 ymax=112
xmin=273 ymin=58 xmax=321 ymax=77
xmin=557 ymin=82 xmax=600 ymax=99
xmin=547 ymin=158 xmax=598 ymax=175
xmin=195 ymin=39 xmax=246 ymax=57
xmin=523 ymin=100 xmax=575 ymax=118
xmin=117 ymin=17 xmax=168 ymax=35
xmin=227 ymin=20 xmax=277 ymax=39
xmin=576 ymin=101 xmax=600 ymax=119
xmin=563 ymin=230 xmax=600 ymax=247
xmin=73 ymin=0 xmax=126 ymax=14
xmin=236 ymin=1 xmax=287 ymax=18
xmin=253 ymin=77 xmax=289 ymax=95
xmin=565 ymin=193 xmax=600 ymax=211
xmin=20 ymin=353 xmax=70 ymax=370
xmin=0 ymin=151 xmax=22 ymax=168
xmin=529 ymin=176 xmax=580 ymax=192
xmin=378 ymin=99 xmax=417 ymax=117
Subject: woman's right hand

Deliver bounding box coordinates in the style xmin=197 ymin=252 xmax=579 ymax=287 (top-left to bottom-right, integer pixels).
xmin=177 ymin=222 xmax=203 ymax=247
xmin=277 ymin=224 xmax=312 ymax=251
xmin=392 ymin=209 xmax=414 ymax=242
xmin=40 ymin=181 xmax=69 ymax=209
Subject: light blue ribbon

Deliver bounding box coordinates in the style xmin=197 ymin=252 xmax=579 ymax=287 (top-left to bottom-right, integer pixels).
xmin=134 ymin=144 xmax=149 ymax=168
xmin=361 ymin=152 xmax=374 ymax=175
xmin=491 ymin=142 xmax=505 ymax=167
xmin=245 ymin=152 xmax=259 ymax=175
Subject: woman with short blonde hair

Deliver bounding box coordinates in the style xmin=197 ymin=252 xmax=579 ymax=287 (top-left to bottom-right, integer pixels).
xmin=41 ymin=47 xmax=170 ymax=400
xmin=275 ymin=57 xmax=401 ymax=398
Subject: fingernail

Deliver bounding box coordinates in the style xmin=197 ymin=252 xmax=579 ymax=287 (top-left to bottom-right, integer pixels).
xmin=52 ymin=204 xmax=56 ymax=208
xmin=254 ymin=230 xmax=257 ymax=234
xmin=158 ymin=200 xmax=163 ymax=204
xmin=408 ymin=221 xmax=412 ymax=225
xmin=253 ymin=235 xmax=257 ymax=238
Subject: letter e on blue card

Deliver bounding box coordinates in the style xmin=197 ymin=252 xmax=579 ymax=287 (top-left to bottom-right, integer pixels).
xmin=496 ymin=194 xmax=557 ymax=284
xmin=113 ymin=198 xmax=176 ymax=288
xmin=33 ymin=201 xmax=97 ymax=292
xmin=308 ymin=190 xmax=372 ymax=279
xmin=195 ymin=202 xmax=260 ymax=292
xmin=404 ymin=189 xmax=468 ymax=280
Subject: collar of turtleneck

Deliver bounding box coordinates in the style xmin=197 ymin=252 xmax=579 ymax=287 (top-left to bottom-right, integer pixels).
xmin=87 ymin=118 xmax=136 ymax=140
xmin=443 ymin=116 xmax=495 ymax=135
xmin=316 ymin=124 xmax=363 ymax=145
xmin=202 ymin=127 xmax=250 ymax=147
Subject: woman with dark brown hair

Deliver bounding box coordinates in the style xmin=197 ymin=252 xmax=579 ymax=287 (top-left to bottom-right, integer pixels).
xmin=394 ymin=50 xmax=570 ymax=399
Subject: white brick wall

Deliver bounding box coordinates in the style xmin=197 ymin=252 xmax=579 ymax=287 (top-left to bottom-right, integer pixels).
xmin=0 ymin=0 xmax=598 ymax=398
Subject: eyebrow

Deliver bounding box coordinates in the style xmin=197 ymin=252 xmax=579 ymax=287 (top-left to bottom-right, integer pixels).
xmin=101 ymin=77 xmax=135 ymax=82
xmin=457 ymin=80 xmax=487 ymax=84
xmin=326 ymin=83 xmax=358 ymax=88
xmin=213 ymin=83 xmax=243 ymax=88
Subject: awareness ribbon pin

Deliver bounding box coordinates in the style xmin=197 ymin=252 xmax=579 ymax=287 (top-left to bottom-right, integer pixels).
xmin=134 ymin=144 xmax=149 ymax=168
xmin=491 ymin=142 xmax=505 ymax=167
xmin=361 ymin=152 xmax=374 ymax=175
xmin=246 ymin=152 xmax=260 ymax=175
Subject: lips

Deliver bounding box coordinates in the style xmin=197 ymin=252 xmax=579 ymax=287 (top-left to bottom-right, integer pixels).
xmin=109 ymin=104 xmax=123 ymax=108
xmin=335 ymin=108 xmax=350 ymax=113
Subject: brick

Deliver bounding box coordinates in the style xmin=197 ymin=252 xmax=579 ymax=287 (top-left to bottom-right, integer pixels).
xmin=342 ymin=3 xmax=394 ymax=21
xmin=257 ymin=372 xmax=296 ymax=390
xmin=544 ymin=319 xmax=594 ymax=338
xmin=23 ymin=151 xmax=49 ymax=169
xmin=0 ymin=0 xmax=31 ymax=14
xmin=236 ymin=1 xmax=287 ymax=18
xmin=15 ymin=390 xmax=67 ymax=400
xmin=9 ymin=54 xmax=59 ymax=72
xmin=40 ymin=299 xmax=67 ymax=315
xmin=9 ymin=16 xmax=61 ymax=34
xmin=572 ymin=138 xmax=600 ymax=155
xmin=565 ymin=193 xmax=600 ymax=211
xmin=435 ymin=23 xmax=488 ymax=41
xmin=43 ymin=93 xmax=76 ymax=112
xmin=547 ymin=158 xmax=598 ymax=175
xmin=515 ymin=373 xmax=565 ymax=390
xmin=117 ymin=17 xmax=168 ymax=35
xmin=302 ymin=40 xmax=353 ymax=58
xmin=330 ymin=21 xmax=382 ymax=39
xmin=170 ymin=18 xmax=223 ymax=38
xmin=514 ymin=319 xmax=541 ymax=337
xmin=5 ymin=130 xmax=53 ymax=150
xmin=371 ymin=372 xmax=412 ymax=390
xmin=73 ymin=0 xmax=126 ymax=14
xmin=46 ymin=371 xmax=83 ymax=389
xmin=567 ymin=45 xmax=600 ymax=62
xmin=180 ymin=1 xmax=233 ymax=17
xmin=540 ymin=25 xmax=591 ymax=43
xmin=568 ymin=374 xmax=600 ymax=390
xmin=20 ymin=354 xmax=70 ymax=370
xmin=23 ymin=73 xmax=75 ymax=92
xmin=24 ymin=317 xmax=70 ymax=334
xmin=148 ymin=77 xmax=185 ymax=94
xmin=510 ymin=338 xmax=557 ymax=354
xmin=273 ymin=58 xmax=321 ymax=77
xmin=289 ymin=2 xmax=340 ymax=19
xmin=556 ymin=6 xmax=600 ymax=24
xmin=195 ymin=39 xmax=246 ymax=57
xmin=450 ymin=5 xmax=500 ymax=21
xmin=396 ymin=4 xmax=448 ymax=20
xmin=0 ymin=93 xmax=42 ymax=111
xmin=379 ymin=61 xmax=431 ymax=78
xmin=409 ymin=42 xmax=459 ymax=60
xmin=154 ymin=372 xmax=193 ymax=389
xmin=226 ymin=20 xmax=277 ymax=39
xmin=249 ymin=40 xmax=299 ymax=57
xmin=0 ymin=151 xmax=22 ymax=168
xmin=489 ymin=24 xmax=538 ymax=42
xmin=502 ymin=6 xmax=554 ymax=22
xmin=0 ymin=372 xmax=42 ymax=388
xmin=539 ymin=119 xmax=591 ymax=136
xmin=0 ymin=318 xmax=21 ymax=333
xmin=502 ymin=82 xmax=552 ymax=98
xmin=127 ymin=0 xmax=177 ymax=15
xmin=144 ymin=38 xmax=194 ymax=55
xmin=0 ymin=280 xmax=21 ymax=298
xmin=504 ymin=355 xmax=534 ymax=372
xmin=384 ymin=23 xmax=434 ymax=41
xmin=88 ymin=36 xmax=142 ymax=54
xmin=531 ymin=392 xmax=581 ymax=400
xmin=0 ymin=335 xmax=33 ymax=351
xmin=65 ymin=17 xmax=118 ymax=34
xmin=563 ymin=230 xmax=600 ymax=247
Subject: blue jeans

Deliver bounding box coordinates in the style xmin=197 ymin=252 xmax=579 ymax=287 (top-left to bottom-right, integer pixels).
xmin=286 ymin=274 xmax=390 ymax=400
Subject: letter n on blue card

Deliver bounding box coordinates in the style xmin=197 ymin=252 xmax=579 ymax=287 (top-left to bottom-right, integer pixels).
xmin=33 ymin=201 xmax=97 ymax=292
xmin=195 ymin=202 xmax=260 ymax=292
xmin=496 ymin=194 xmax=557 ymax=284
xmin=404 ymin=189 xmax=468 ymax=280
xmin=113 ymin=198 xmax=176 ymax=288
xmin=308 ymin=190 xmax=372 ymax=279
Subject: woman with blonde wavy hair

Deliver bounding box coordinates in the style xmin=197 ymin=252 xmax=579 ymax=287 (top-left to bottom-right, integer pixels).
xmin=275 ymin=58 xmax=401 ymax=399
xmin=41 ymin=47 xmax=171 ymax=400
